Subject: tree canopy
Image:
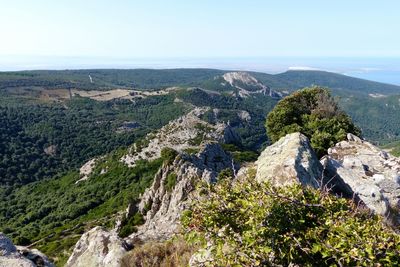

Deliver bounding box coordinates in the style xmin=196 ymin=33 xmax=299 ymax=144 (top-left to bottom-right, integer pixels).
xmin=266 ymin=86 xmax=361 ymax=157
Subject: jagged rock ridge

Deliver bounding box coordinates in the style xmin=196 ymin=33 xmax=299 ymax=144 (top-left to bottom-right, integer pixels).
xmin=67 ymin=107 xmax=239 ymax=266
xmin=221 ymin=72 xmax=283 ymax=98
xmin=67 ymin=127 xmax=400 ymax=266
xmin=130 ymin=143 xmax=236 ymax=242
xmin=122 ymin=107 xmax=238 ymax=167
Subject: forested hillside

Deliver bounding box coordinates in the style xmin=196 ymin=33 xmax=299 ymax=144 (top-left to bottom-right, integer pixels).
xmin=0 ymin=68 xmax=400 ymax=265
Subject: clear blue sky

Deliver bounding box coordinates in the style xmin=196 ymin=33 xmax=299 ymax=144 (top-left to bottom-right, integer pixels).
xmin=1 ymin=0 xmax=399 ymax=58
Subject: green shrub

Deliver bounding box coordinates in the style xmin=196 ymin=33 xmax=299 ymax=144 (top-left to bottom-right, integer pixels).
xmin=217 ymin=168 xmax=233 ymax=180
xmin=183 ymin=147 xmax=200 ymax=155
xmin=266 ymin=87 xmax=361 ymax=157
xmin=119 ymin=212 xmax=145 ymax=238
xmin=164 ymin=172 xmax=178 ymax=192
xmin=183 ymin=176 xmax=400 ymax=266
xmin=160 ymin=147 xmax=178 ymax=164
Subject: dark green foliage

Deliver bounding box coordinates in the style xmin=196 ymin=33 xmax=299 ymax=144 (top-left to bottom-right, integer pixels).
xmin=337 ymin=92 xmax=400 ymax=145
xmin=119 ymin=212 xmax=145 ymax=238
xmin=164 ymin=172 xmax=178 ymax=192
xmin=183 ymin=147 xmax=200 ymax=155
xmin=0 ymin=94 xmax=188 ymax=186
xmin=266 ymin=87 xmax=361 ymax=157
xmin=180 ymin=89 xmax=277 ymax=150
xmin=382 ymin=141 xmax=400 ymax=157
xmin=217 ymin=168 xmax=233 ymax=180
xmin=221 ymin=143 xmax=259 ymax=163
xmin=0 ymin=153 xmax=163 ymax=265
xmin=276 ymin=70 xmax=400 ymax=95
xmin=0 ymin=69 xmax=225 ymax=90
xmin=183 ymin=176 xmax=400 ymax=266
xmin=161 ymin=147 xmax=178 ymax=164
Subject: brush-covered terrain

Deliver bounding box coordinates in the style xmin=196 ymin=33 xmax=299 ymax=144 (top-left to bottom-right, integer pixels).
xmin=0 ymin=68 xmax=400 ymax=266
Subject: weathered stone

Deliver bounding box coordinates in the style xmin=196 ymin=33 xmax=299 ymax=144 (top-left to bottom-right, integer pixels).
xmin=121 ymin=107 xmax=239 ymax=167
xmin=0 ymin=233 xmax=54 ymax=267
xmin=66 ymin=227 xmax=129 ymax=267
xmin=322 ymin=134 xmax=400 ymax=224
xmin=255 ymin=132 xmax=322 ymax=188
xmin=221 ymin=72 xmax=282 ymax=98
xmin=129 ymin=143 xmax=235 ymax=242
xmin=189 ymin=247 xmax=214 ymax=267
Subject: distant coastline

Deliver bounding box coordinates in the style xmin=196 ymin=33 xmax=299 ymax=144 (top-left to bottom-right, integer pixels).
xmin=1 ymin=56 xmax=399 ymax=86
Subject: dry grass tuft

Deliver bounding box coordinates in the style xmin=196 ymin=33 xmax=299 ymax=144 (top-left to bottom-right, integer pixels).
xmin=121 ymin=237 xmax=196 ymax=267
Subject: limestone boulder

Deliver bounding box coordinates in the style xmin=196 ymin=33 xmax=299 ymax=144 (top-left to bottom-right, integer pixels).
xmin=66 ymin=227 xmax=130 ymax=267
xmin=321 ymin=133 xmax=400 ymax=224
xmin=0 ymin=233 xmax=54 ymax=267
xmin=255 ymin=132 xmax=322 ymax=188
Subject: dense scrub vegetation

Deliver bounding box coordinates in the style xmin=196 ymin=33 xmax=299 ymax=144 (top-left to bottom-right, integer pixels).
xmin=382 ymin=141 xmax=400 ymax=157
xmin=337 ymin=93 xmax=400 ymax=144
xmin=178 ymin=88 xmax=278 ymax=149
xmin=0 ymin=69 xmax=399 ymax=266
xmin=0 ymin=94 xmax=188 ymax=185
xmin=266 ymin=87 xmax=361 ymax=157
xmin=276 ymin=70 xmax=400 ymax=95
xmin=0 ymin=69 xmax=225 ymax=90
xmin=183 ymin=174 xmax=400 ymax=266
xmin=0 ymin=149 xmax=163 ymax=265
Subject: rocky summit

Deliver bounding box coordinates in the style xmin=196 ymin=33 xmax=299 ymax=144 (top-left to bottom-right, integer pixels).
xmin=255 ymin=132 xmax=322 ymax=188
xmin=322 ymin=133 xmax=400 ymax=225
xmin=63 ymin=130 xmax=400 ymax=266
xmin=121 ymin=107 xmax=238 ymax=167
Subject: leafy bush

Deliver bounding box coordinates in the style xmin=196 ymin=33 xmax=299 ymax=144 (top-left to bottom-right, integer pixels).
xmin=183 ymin=174 xmax=400 ymax=266
xmin=266 ymin=87 xmax=361 ymax=157
xmin=119 ymin=212 xmax=145 ymax=238
xmin=164 ymin=172 xmax=178 ymax=192
xmin=161 ymin=147 xmax=178 ymax=164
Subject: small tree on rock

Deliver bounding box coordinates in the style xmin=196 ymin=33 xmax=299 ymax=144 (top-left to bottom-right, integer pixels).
xmin=266 ymin=86 xmax=361 ymax=157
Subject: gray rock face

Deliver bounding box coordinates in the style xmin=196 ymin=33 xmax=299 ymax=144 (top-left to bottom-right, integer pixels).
xmin=66 ymin=227 xmax=129 ymax=267
xmin=221 ymin=72 xmax=283 ymax=98
xmin=129 ymin=143 xmax=235 ymax=242
xmin=321 ymin=133 xmax=400 ymax=224
xmin=68 ymin=108 xmax=240 ymax=266
xmin=0 ymin=233 xmax=54 ymax=267
xmin=255 ymin=132 xmax=322 ymax=188
xmin=121 ymin=107 xmax=238 ymax=167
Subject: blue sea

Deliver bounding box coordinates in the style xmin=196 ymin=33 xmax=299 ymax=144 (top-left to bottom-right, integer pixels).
xmin=1 ymin=56 xmax=400 ymax=86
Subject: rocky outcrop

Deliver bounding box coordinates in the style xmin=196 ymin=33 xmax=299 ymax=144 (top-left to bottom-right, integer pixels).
xmin=129 ymin=143 xmax=235 ymax=242
xmin=122 ymin=107 xmax=239 ymax=167
xmin=0 ymin=233 xmax=54 ymax=267
xmin=68 ymin=108 xmax=239 ymax=266
xmin=66 ymin=227 xmax=130 ymax=267
xmin=255 ymin=132 xmax=322 ymax=188
xmin=76 ymin=158 xmax=98 ymax=184
xmin=221 ymin=72 xmax=283 ymax=98
xmin=321 ymin=133 xmax=400 ymax=224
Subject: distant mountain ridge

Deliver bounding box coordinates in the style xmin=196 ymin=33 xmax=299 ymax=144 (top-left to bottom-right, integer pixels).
xmin=1 ymin=68 xmax=400 ymax=95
